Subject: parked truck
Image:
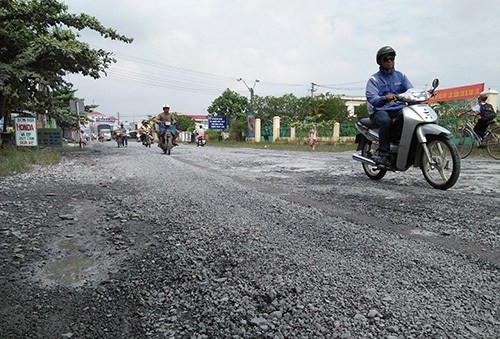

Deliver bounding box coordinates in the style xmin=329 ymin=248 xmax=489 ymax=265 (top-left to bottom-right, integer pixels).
xmin=97 ymin=124 xmax=113 ymax=141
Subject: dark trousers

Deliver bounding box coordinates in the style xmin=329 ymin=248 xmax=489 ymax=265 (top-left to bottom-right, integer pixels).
xmin=370 ymin=109 xmax=403 ymax=157
xmin=474 ymin=118 xmax=492 ymax=139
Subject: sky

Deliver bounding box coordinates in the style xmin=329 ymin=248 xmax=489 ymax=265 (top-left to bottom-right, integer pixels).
xmin=62 ymin=0 xmax=500 ymax=122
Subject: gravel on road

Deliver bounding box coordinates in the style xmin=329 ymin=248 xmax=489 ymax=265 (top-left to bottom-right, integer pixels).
xmin=0 ymin=140 xmax=498 ymax=338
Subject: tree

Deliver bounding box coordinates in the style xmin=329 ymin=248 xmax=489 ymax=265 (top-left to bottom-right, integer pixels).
xmin=207 ymin=89 xmax=249 ymax=140
xmin=0 ymin=0 xmax=133 ymax=132
xmin=207 ymin=89 xmax=249 ymax=118
xmin=315 ymin=93 xmax=350 ymax=124
xmin=175 ymin=114 xmax=196 ymax=132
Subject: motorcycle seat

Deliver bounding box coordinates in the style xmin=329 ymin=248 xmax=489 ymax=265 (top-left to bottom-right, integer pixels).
xmin=358 ymin=117 xmax=378 ymax=129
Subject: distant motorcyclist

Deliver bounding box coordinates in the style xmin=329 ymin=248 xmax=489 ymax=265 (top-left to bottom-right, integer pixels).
xmin=156 ymin=104 xmax=177 ymax=146
xmin=196 ymin=125 xmax=205 ymax=139
xmin=365 ymin=46 xmax=413 ymax=167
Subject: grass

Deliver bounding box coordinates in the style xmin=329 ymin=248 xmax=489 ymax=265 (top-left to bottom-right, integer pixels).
xmin=0 ymin=146 xmax=63 ymax=177
xmin=205 ymin=140 xmax=358 ymax=152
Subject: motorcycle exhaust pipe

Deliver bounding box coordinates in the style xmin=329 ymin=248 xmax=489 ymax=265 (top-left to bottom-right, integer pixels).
xmin=352 ymin=153 xmax=377 ymax=166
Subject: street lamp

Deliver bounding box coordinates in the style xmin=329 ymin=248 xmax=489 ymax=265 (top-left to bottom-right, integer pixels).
xmin=237 ymin=78 xmax=260 ymax=102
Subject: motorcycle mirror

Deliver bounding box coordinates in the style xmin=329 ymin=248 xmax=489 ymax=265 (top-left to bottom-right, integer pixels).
xmin=432 ymin=78 xmax=439 ymax=89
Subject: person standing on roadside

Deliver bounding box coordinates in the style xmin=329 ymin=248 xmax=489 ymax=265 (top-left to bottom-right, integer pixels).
xmin=120 ymin=123 xmax=128 ymax=147
xmin=309 ymin=128 xmax=317 ymax=151
xmin=365 ymin=46 xmax=413 ymax=167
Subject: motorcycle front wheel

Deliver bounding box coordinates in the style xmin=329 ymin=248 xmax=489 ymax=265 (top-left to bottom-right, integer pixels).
xmin=165 ymin=134 xmax=173 ymax=155
xmin=421 ymin=136 xmax=460 ymax=190
xmin=361 ymin=141 xmax=386 ymax=180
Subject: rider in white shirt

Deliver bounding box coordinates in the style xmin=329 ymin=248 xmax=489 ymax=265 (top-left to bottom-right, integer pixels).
xmin=196 ymin=125 xmax=205 ymax=139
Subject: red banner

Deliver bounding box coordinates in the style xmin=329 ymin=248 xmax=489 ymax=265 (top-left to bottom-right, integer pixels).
xmin=427 ymin=83 xmax=484 ymax=103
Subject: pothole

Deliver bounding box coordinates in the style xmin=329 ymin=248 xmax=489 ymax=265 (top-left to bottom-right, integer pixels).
xmin=42 ymin=256 xmax=97 ymax=286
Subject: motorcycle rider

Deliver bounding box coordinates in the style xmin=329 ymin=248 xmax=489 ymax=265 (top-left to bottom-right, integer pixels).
xmin=196 ymin=125 xmax=205 ymax=146
xmin=365 ymin=46 xmax=413 ymax=166
xmin=156 ymin=104 xmax=178 ymax=146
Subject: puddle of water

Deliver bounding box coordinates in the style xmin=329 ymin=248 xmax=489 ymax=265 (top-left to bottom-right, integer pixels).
xmin=410 ymin=229 xmax=437 ymax=237
xmin=44 ymin=256 xmax=96 ymax=285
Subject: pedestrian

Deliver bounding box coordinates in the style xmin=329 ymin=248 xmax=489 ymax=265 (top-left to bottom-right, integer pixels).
xmin=120 ymin=123 xmax=129 ymax=147
xmin=309 ymin=128 xmax=317 ymax=151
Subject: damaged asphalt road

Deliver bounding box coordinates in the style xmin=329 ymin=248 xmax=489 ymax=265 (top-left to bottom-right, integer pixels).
xmin=0 ymin=141 xmax=498 ymax=338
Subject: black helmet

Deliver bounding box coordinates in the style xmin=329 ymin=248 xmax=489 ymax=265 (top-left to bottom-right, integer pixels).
xmin=376 ymin=46 xmax=396 ymax=65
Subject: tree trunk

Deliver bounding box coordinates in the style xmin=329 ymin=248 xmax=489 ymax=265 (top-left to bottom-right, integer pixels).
xmin=0 ymin=91 xmax=6 ymax=133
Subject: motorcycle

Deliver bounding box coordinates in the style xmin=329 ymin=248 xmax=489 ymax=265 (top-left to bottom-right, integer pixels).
xmin=352 ymin=78 xmax=460 ymax=190
xmin=159 ymin=122 xmax=175 ymax=155
xmin=140 ymin=132 xmax=153 ymax=147
xmin=196 ymin=135 xmax=206 ymax=147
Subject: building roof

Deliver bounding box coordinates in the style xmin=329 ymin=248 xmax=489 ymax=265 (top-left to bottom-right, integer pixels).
xmin=181 ymin=114 xmax=208 ymax=120
xmin=85 ymin=111 xmax=106 ymax=117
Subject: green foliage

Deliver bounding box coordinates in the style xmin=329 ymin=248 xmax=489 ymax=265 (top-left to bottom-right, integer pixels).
xmin=207 ymin=89 xmax=249 ymax=118
xmin=0 ymin=0 xmax=133 ymax=131
xmin=355 ymin=103 xmax=368 ymax=118
xmin=175 ymin=114 xmax=196 ymax=132
xmin=253 ymin=94 xmax=311 ymax=126
xmin=0 ymin=145 xmax=62 ymax=176
xmin=208 ymin=89 xmax=249 ymax=140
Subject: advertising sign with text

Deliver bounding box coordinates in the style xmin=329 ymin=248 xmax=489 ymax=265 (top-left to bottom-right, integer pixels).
xmin=427 ymin=83 xmax=484 ymax=103
xmin=247 ymin=112 xmax=255 ymax=138
xmin=15 ymin=117 xmax=38 ymax=146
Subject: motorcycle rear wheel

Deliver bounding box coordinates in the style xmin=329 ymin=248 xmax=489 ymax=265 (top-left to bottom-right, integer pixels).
xmin=361 ymin=141 xmax=386 ymax=180
xmin=421 ymin=136 xmax=460 ymax=190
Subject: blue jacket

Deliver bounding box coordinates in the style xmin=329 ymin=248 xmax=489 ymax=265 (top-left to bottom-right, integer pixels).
xmin=366 ymin=67 xmax=413 ymax=114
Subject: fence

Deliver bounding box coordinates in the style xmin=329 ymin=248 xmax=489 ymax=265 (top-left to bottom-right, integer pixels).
xmin=260 ymin=117 xmax=462 ymax=143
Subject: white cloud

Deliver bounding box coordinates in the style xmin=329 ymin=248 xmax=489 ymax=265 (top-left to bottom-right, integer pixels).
xmin=62 ymin=0 xmax=500 ymax=118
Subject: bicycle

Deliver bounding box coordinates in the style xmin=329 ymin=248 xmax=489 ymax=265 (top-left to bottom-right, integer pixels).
xmin=452 ymin=114 xmax=500 ymax=159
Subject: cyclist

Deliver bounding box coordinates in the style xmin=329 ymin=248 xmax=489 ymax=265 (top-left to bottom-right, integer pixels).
xmin=458 ymin=94 xmax=497 ymax=142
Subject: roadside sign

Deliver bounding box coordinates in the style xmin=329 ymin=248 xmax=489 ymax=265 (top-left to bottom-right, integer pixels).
xmin=247 ymin=112 xmax=255 ymax=138
xmin=208 ymin=116 xmax=227 ymax=130
xmin=37 ymin=128 xmax=62 ymax=146
xmin=15 ymin=117 xmax=38 ymax=146
xmin=69 ymin=99 xmax=85 ymax=115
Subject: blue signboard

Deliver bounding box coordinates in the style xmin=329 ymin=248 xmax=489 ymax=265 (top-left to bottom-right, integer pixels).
xmin=208 ymin=116 xmax=227 ymax=130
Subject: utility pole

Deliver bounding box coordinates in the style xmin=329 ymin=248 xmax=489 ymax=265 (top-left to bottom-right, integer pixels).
xmin=237 ymin=78 xmax=260 ymax=103
xmin=310 ymin=82 xmax=318 ymax=98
